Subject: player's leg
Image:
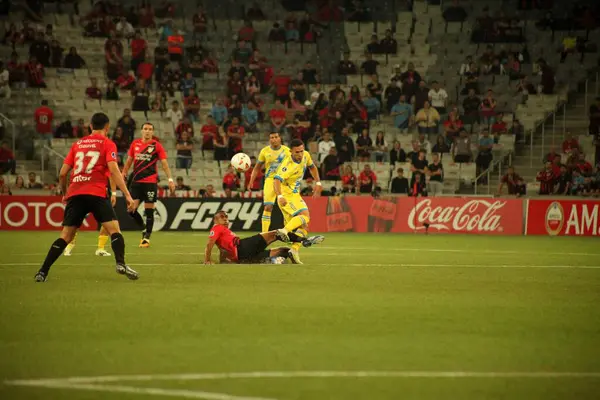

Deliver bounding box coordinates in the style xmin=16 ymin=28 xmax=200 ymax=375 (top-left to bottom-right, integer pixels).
xmin=261 ymin=178 xmax=275 ymax=232
xmin=35 ymin=197 xmax=86 ymax=282
xmin=140 ymin=183 xmax=157 ymax=247
xmin=95 ymin=225 xmax=111 ymax=256
xmin=127 ymin=183 xmax=146 ymax=229
xmin=268 ymin=247 xmax=291 ymax=264
xmin=63 ymin=231 xmax=78 ymax=256
xmin=90 ymin=197 xmax=139 ymax=280
xmin=276 ymin=197 xmax=310 ymax=264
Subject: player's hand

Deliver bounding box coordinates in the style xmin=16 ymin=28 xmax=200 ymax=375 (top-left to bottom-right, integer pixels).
xmin=110 ymin=195 xmax=117 ymax=207
xmin=278 ymin=196 xmax=287 ymax=207
xmin=204 ymin=260 xmax=213 ymax=265
xmin=168 ymin=180 xmax=176 ymax=195
xmin=125 ymin=196 xmax=136 ymax=212
xmin=313 ymin=184 xmax=322 ymax=198
xmin=61 ymin=196 xmax=67 ymax=205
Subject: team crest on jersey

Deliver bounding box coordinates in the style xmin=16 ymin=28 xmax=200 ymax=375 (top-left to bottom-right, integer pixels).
xmin=111 ymin=152 xmax=116 ymax=158
xmin=209 ymin=230 xmax=215 ymax=237
xmin=147 ymin=146 xmax=155 ymax=154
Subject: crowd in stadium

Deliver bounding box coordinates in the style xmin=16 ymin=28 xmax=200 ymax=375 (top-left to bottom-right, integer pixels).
xmin=0 ymin=0 xmax=599 ymax=198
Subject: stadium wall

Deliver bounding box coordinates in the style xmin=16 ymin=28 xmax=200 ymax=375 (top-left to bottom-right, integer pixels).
xmin=1 ymin=196 xmax=599 ymax=237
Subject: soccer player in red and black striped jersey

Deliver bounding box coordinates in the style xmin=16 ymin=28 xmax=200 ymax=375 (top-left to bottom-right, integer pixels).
xmin=121 ymin=122 xmax=175 ymax=247
xmin=34 ymin=113 xmax=138 ymax=282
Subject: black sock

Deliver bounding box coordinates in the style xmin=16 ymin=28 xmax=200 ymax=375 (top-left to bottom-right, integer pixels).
xmin=129 ymin=211 xmax=145 ymax=229
xmin=144 ymin=209 xmax=154 ymax=237
xmin=40 ymin=238 xmax=68 ymax=274
xmin=287 ymin=232 xmax=305 ymax=243
xmin=110 ymin=233 xmax=126 ymax=265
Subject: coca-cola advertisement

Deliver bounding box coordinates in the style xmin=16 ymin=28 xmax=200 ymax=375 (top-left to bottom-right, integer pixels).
xmin=526 ymin=199 xmax=600 ymax=236
xmin=0 ymin=196 xmax=98 ymax=231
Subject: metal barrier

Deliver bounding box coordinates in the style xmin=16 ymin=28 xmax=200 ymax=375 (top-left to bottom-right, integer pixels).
xmin=0 ymin=113 xmax=16 ymax=154
xmin=40 ymin=146 xmax=66 ymax=183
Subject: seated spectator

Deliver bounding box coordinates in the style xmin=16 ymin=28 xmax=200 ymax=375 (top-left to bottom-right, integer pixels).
xmin=428 ymin=81 xmax=448 ymax=115
xmin=179 ymin=71 xmax=196 ymax=97
xmin=231 ymin=40 xmax=252 ymax=64
xmin=26 ymin=55 xmax=46 ymax=88
xmin=139 ymin=6 xmax=156 ymax=29
xmin=484 ymin=58 xmax=505 ymax=76
xmin=213 ymin=128 xmax=229 ymax=161
xmin=105 ymin=44 xmax=123 ymax=80
xmin=365 ymin=34 xmax=381 ymax=54
xmin=268 ymin=23 xmax=286 ymax=42
xmin=497 ymin=166 xmax=526 ymax=196
xmin=576 ymin=153 xmax=593 ymax=176
xmin=356 ymin=129 xmax=373 ymax=161
xmin=26 ymin=172 xmax=43 ymax=189
xmin=238 ymin=20 xmax=255 ymax=42
xmin=358 ymin=164 xmax=377 ymax=193
xmin=131 ymin=79 xmax=150 ymax=112
xmin=459 ymin=55 xmax=473 ymax=75
xmin=443 ymin=112 xmax=463 ymax=143
xmin=379 ymin=30 xmax=397 ymax=54
xmin=363 ymin=92 xmax=380 ymax=121
xmin=318 ymin=132 xmax=335 ymax=162
xmin=337 ymin=53 xmax=357 ymax=76
xmin=569 ymin=169 xmax=585 ymax=195
xmin=432 ymin=134 xmax=451 ymax=156
xmin=476 ymin=130 xmax=494 ymax=182
xmin=116 ymin=17 xmax=135 ymax=39
xmin=391 ymin=95 xmax=412 ymax=133
xmin=562 ymin=132 xmax=580 ymax=154
xmin=508 ymin=118 xmax=524 ymax=142
xmin=321 ymin=147 xmax=340 ymax=180
xmin=410 ymin=172 xmax=427 ymax=197
xmin=0 ymin=141 xmax=16 ymax=175
xmin=460 ymin=64 xmax=480 ymax=95
xmin=390 ymin=167 xmax=409 ymax=194
xmin=222 ymin=166 xmax=240 ymax=190
xmin=54 ymin=119 xmax=73 ymax=139
xmin=192 ymin=6 xmax=208 ymax=34
xmin=0 ymin=183 xmax=12 ymax=196
xmin=85 ymin=77 xmax=102 ymax=100
xmin=390 ymin=141 xmax=407 ymax=165
xmin=340 ymin=165 xmax=357 ymax=193
xmin=242 ymin=102 xmax=259 ymax=132
xmin=443 ymin=0 xmax=467 ymax=22
xmin=184 ymin=88 xmax=201 ymax=122
xmin=72 ymin=118 xmax=87 ymax=138
xmin=360 ymin=53 xmax=379 ymax=76
xmin=174 ymin=176 xmax=191 ymax=191
xmin=227 ymin=116 xmax=245 ymax=155
xmin=537 ymin=161 xmax=556 ymax=195
xmin=373 ymin=131 xmax=388 ymax=163
xmin=452 ymin=129 xmax=472 ymax=163
xmin=246 ymin=2 xmax=265 ymax=20
xmin=538 ymin=59 xmax=555 ymax=95
xmin=269 ymin=100 xmax=287 ymax=133
xmin=162 ymin=100 xmax=182 ymax=131
xmin=176 ymin=131 xmax=193 ymax=169
xmin=200 ymin=115 xmax=218 ymax=152
xmin=415 ymin=101 xmax=440 ymax=136
xmin=104 ymin=80 xmax=119 ymax=101
xmin=410 ymin=149 xmax=428 ymax=183
xmin=555 ymin=165 xmax=571 ymax=195
xmin=13 ymin=175 xmax=25 ymax=190
xmin=49 ymin=40 xmax=64 ymax=68
xmin=210 ymin=99 xmax=228 ymax=126
xmin=384 ymin=79 xmax=402 ymax=113
xmin=505 ymin=54 xmax=521 ymax=80
xmin=284 ymin=21 xmax=299 ymax=42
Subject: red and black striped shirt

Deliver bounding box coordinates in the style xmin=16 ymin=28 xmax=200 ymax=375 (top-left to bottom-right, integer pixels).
xmin=127 ymin=138 xmax=167 ymax=183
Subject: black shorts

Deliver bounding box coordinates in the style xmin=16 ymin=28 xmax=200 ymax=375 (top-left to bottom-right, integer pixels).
xmin=63 ymin=195 xmax=117 ymax=227
xmin=236 ymin=234 xmax=269 ymax=263
xmin=129 ymin=182 xmax=158 ymax=203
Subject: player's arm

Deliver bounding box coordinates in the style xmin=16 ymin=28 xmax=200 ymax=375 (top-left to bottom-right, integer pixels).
xmin=204 ymin=237 xmax=216 ymax=264
xmin=247 ymin=161 xmax=263 ymax=191
xmin=58 ymin=163 xmax=72 ymax=199
xmin=160 ymin=158 xmax=176 ymax=194
xmin=307 ymin=154 xmax=322 ymax=197
xmin=121 ymin=155 xmax=133 ymax=177
xmin=108 ymin=161 xmax=134 ymax=210
xmin=109 ymin=176 xmax=117 ymax=206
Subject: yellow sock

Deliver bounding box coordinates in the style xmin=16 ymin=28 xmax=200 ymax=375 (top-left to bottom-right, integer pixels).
xmin=261 ymin=210 xmax=272 ymax=233
xmin=97 ymin=234 xmax=109 ymax=251
xmin=292 ymin=228 xmax=308 ymax=251
xmin=71 ymin=232 xmax=78 ymax=245
xmin=284 ymin=214 xmax=309 ymax=232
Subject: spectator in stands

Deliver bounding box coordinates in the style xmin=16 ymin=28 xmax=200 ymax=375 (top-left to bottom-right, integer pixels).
xmin=227 ymin=116 xmax=245 ymax=156
xmin=0 ymin=141 xmax=15 ymax=175
xmin=175 ymin=117 xmax=193 ymax=141
xmin=480 ymin=90 xmax=497 ymax=126
xmin=459 ymin=56 xmax=473 ymax=76
xmin=555 ymin=165 xmax=571 ymax=195
xmin=410 ymin=148 xmax=428 ymax=183
xmin=105 ymin=44 xmax=123 ymax=80
xmin=183 ymin=88 xmax=200 ymax=122
xmin=373 ymin=131 xmax=387 ymax=163
xmin=339 ymin=165 xmax=356 ymax=193
xmin=537 ymin=161 xmax=556 ymax=194
xmin=178 ymin=71 xmax=196 ymax=98
xmin=497 ymin=166 xmax=526 ymax=196
xmin=360 ymin=53 xmax=379 ymax=76
xmin=415 ymin=101 xmax=440 ymax=136
xmin=390 ymin=167 xmax=409 ymax=194
xmin=104 ymin=81 xmax=118 ymax=101
xmin=321 ymin=147 xmax=340 ymax=180
xmin=14 ymin=175 xmax=25 ymax=190
xmin=0 ymin=62 xmax=9 ymax=99
xmin=379 ymin=30 xmax=397 ymax=54
xmin=505 ymin=54 xmax=520 ymax=80
xmin=54 ymin=120 xmax=73 ymax=139
xmin=356 ymin=129 xmax=373 ymax=161
xmin=231 ymin=40 xmax=252 ymax=64
xmin=131 ymin=79 xmax=150 ymax=113
xmin=7 ymin=53 xmax=25 ymax=89
xmin=338 ymin=53 xmax=358 ymax=75
xmin=116 ymin=16 xmax=135 ymax=39
xmin=26 ymin=172 xmax=42 ymax=189
xmin=48 ymin=39 xmax=63 ymax=68
xmin=589 ymin=97 xmax=600 ymax=136
xmin=269 ymin=99 xmax=287 ymax=133
xmin=383 ymin=78 xmax=401 ymax=113
xmin=443 ymin=0 xmax=467 ymax=22
xmin=363 ymin=91 xmax=380 ymax=121
xmin=443 ymin=112 xmax=463 ymax=143
xmin=390 ymin=95 xmax=412 ymax=133
xmin=213 ymin=127 xmax=229 ymax=161
xmin=428 ymin=81 xmax=448 ymax=115
xmin=211 ymin=99 xmax=228 ymax=126
xmin=426 ymin=153 xmax=444 ymax=196
xmin=238 ymin=20 xmax=256 ymax=43
xmin=61 ymin=46 xmax=85 ymax=70
xmin=174 ymin=177 xmax=191 ymax=192
xmin=139 ymin=5 xmax=156 ymax=29
xmin=117 ymin=109 xmax=136 ymax=142
xmin=29 ymin=33 xmax=50 ymax=67
xmin=176 ymin=131 xmax=193 ymax=169
xmin=200 ymin=115 xmax=218 ymax=153
xmin=318 ymin=132 xmax=335 ymax=162
xmin=192 ymin=5 xmax=208 ymax=35
xmin=400 ymin=62 xmax=422 ymax=99
xmin=272 ymin=68 xmax=291 ymax=102
xmin=130 ymin=31 xmax=147 ymax=72
xmin=34 ymin=100 xmax=53 ymax=147
xmin=268 ymin=22 xmax=286 ymax=42
xmin=432 ymin=134 xmax=451 ymax=157
xmin=576 ymin=153 xmax=593 ymax=176
xmin=390 ymin=141 xmax=406 ymax=165
xmin=164 ymin=100 xmax=182 ymax=130
xmin=335 ymin=127 xmax=355 ymax=163
xmin=241 ymin=102 xmax=259 ymax=133
xmin=537 ymin=59 xmax=555 ymax=95
xmin=0 ymin=183 xmax=12 ymax=196
xmin=26 ymin=55 xmax=46 ymax=88
xmin=359 ymin=164 xmax=377 ymax=194
xmin=453 ymin=129 xmax=472 ymax=163
xmin=476 ymin=130 xmax=494 ymax=183
xmin=85 ymin=77 xmax=102 ymax=101
xmin=461 ymin=63 xmax=480 ymax=95
xmin=73 ymin=119 xmax=88 ymax=138
xmin=562 ymin=132 xmax=579 ymax=154
xmin=366 ymin=75 xmax=383 ymax=103
xmin=569 ymin=169 xmax=585 ymax=195
xmin=462 ymin=88 xmax=481 ymax=132
xmin=222 ymin=166 xmax=240 ymax=191
xmin=508 ymin=118 xmax=524 ymax=142
xmin=284 ymin=20 xmax=299 ymax=42
xmin=110 ymin=127 xmax=128 ymax=167
xmin=365 ymin=34 xmax=380 ymax=54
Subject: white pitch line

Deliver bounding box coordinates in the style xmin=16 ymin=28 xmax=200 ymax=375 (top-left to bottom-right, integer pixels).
xmin=5 ymin=381 xmax=275 ymax=400
xmin=1 ymin=263 xmax=600 ymax=269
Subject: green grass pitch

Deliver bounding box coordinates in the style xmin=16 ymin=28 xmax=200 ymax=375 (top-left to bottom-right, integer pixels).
xmin=1 ymin=231 xmax=599 ymax=399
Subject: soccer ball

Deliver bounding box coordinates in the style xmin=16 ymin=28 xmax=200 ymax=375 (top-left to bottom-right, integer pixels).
xmin=231 ymin=153 xmax=252 ymax=172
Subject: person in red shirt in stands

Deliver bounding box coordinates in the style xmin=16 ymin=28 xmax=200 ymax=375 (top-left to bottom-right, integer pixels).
xmin=238 ymin=21 xmax=255 ymax=42
xmin=184 ymin=88 xmax=201 ymax=122
xmin=244 ymin=156 xmax=263 ymax=192
xmin=544 ymin=146 xmax=561 ymax=164
xmin=27 ymin=55 xmax=46 ymax=88
xmin=0 ymin=141 xmax=16 ymax=175
xmin=227 ymin=116 xmax=245 ymax=154
xmin=576 ymin=153 xmax=593 ymax=176
xmin=85 ymin=77 xmax=103 ymax=100
xmin=269 ymin=99 xmax=287 ymax=133
xmin=175 ymin=117 xmax=194 ymax=140
xmin=130 ymin=31 xmax=147 ymax=72
xmin=536 ymin=161 xmax=556 ymax=195
xmin=201 ymin=115 xmax=218 ymax=153
xmin=222 ymin=166 xmax=240 ymax=190
xmin=34 ymin=100 xmax=54 ymax=146
xmin=137 ymin=59 xmax=154 ymax=84
xmin=562 ymin=132 xmax=580 ymax=154
xmin=192 ymin=6 xmax=208 ymax=34
xmin=358 ymin=164 xmax=377 ymax=193
xmin=272 ymin=67 xmax=291 ymax=102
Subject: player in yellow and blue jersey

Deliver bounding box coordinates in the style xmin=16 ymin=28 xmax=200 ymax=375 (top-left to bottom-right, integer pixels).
xmin=273 ymin=139 xmax=325 ymax=264
xmin=248 ymin=132 xmax=290 ymax=232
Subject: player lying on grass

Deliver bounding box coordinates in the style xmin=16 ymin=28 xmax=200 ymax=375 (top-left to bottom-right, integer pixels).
xmin=34 ymin=113 xmax=139 ymax=283
xmin=204 ymin=211 xmax=324 ymax=265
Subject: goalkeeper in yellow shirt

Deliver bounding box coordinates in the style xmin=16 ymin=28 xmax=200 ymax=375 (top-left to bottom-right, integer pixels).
xmin=247 ymin=132 xmax=290 ymax=232
xmin=273 ymin=139 xmax=324 ymax=264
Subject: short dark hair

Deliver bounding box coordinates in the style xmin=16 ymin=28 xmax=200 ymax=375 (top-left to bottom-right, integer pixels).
xmin=269 ymin=131 xmax=280 ymax=136
xmin=397 ymin=167 xmax=404 ymax=173
xmin=41 ymin=100 xmax=48 ymax=106
xmin=141 ymin=122 xmax=154 ymax=130
xmin=290 ymin=139 xmax=304 ymax=149
xmin=90 ymin=113 xmax=110 ymax=130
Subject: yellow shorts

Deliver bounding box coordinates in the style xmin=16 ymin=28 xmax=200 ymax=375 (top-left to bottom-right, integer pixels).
xmin=279 ymin=194 xmax=308 ymax=217
xmin=263 ymin=177 xmax=276 ymax=205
